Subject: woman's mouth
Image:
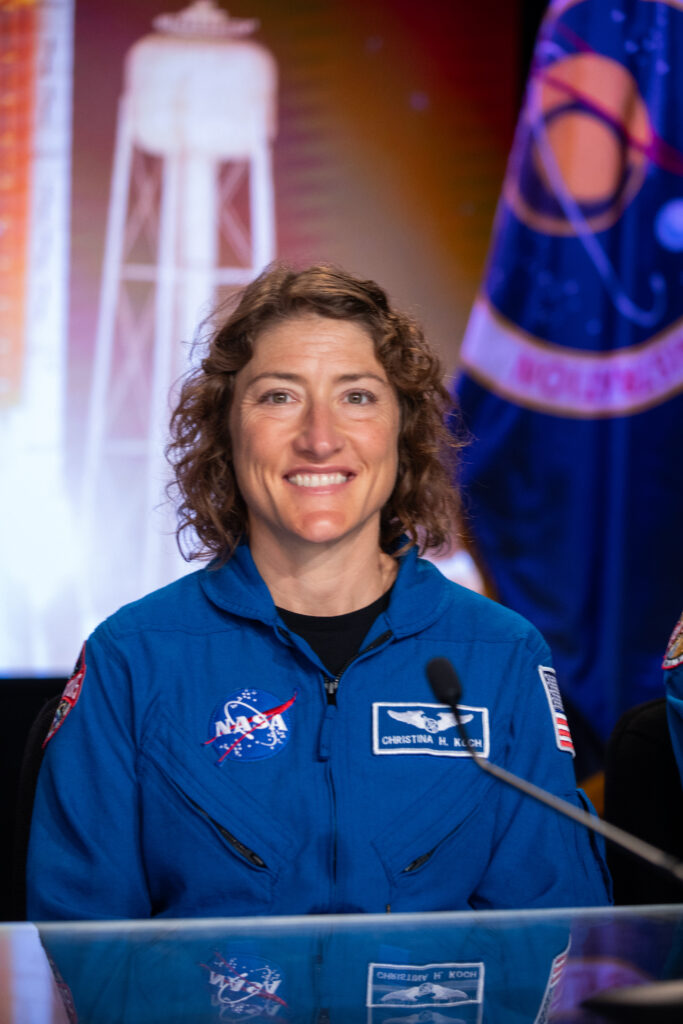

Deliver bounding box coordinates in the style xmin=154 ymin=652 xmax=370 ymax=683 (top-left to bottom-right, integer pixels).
xmin=286 ymin=472 xmax=351 ymax=487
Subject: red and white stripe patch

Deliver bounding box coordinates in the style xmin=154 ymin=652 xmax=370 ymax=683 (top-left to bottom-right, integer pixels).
xmin=538 ymin=665 xmax=575 ymax=757
xmin=43 ymin=642 xmax=87 ymax=747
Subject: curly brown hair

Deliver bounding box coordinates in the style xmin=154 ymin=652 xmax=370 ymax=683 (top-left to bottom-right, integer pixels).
xmin=167 ymin=263 xmax=462 ymax=561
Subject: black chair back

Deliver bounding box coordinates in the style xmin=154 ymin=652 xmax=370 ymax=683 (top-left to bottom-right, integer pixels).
xmin=10 ymin=693 xmax=62 ymax=921
xmin=604 ymin=697 xmax=683 ymax=904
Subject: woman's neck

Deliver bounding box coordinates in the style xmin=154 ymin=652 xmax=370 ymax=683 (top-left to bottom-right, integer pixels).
xmin=249 ymin=530 xmax=397 ymax=616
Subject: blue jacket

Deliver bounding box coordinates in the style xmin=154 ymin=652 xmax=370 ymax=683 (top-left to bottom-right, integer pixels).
xmin=27 ymin=544 xmax=611 ymax=919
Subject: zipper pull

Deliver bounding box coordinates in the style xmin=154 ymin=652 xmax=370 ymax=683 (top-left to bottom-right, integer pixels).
xmin=324 ymin=675 xmax=339 ymax=705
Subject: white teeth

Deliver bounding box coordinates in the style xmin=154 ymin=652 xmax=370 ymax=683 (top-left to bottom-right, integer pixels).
xmin=288 ymin=472 xmax=349 ymax=487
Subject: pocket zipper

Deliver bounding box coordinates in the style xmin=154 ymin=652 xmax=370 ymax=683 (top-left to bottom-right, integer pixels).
xmin=402 ymin=849 xmax=435 ymax=873
xmin=185 ymin=793 xmax=268 ymax=869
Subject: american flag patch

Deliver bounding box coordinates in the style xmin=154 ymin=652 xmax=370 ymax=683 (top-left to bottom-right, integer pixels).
xmin=538 ymin=665 xmax=575 ymax=757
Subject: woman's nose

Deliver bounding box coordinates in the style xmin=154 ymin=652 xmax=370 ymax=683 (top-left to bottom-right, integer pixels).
xmin=293 ymin=400 xmax=343 ymax=458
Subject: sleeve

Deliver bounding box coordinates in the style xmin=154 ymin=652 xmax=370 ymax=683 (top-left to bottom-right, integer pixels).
xmin=470 ymin=633 xmax=612 ymax=910
xmin=664 ymin=611 xmax=683 ymax=786
xmin=26 ymin=626 xmax=152 ymax=920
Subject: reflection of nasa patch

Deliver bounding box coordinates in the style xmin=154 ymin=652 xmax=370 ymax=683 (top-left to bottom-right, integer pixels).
xmin=204 ymin=688 xmax=296 ymax=765
xmin=367 ymin=961 xmax=484 ymax=1024
xmin=373 ymin=702 xmax=489 ymax=757
xmin=538 ymin=666 xmax=575 ymax=757
xmin=663 ymin=612 xmax=683 ymax=670
xmin=43 ymin=642 xmax=86 ymax=748
xmin=203 ymin=951 xmax=286 ymax=1019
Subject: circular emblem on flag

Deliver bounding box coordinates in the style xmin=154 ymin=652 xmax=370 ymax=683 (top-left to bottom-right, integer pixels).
xmin=506 ymin=52 xmax=652 ymax=236
xmin=204 ymin=687 xmax=296 ymax=764
xmin=203 ymin=951 xmax=286 ymax=1018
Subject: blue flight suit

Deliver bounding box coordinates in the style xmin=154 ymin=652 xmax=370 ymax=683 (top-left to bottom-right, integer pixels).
xmin=27 ymin=543 xmax=610 ymax=919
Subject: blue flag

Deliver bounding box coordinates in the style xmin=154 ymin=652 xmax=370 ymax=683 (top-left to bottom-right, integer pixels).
xmin=455 ymin=0 xmax=683 ymax=739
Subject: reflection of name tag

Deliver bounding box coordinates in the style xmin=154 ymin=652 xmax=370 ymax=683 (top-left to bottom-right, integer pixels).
xmin=366 ymin=961 xmax=485 ymax=1024
xmin=372 ymin=702 xmax=489 ymax=758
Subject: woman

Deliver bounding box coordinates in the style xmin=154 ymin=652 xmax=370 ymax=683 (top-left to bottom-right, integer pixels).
xmin=27 ymin=264 xmax=610 ymax=919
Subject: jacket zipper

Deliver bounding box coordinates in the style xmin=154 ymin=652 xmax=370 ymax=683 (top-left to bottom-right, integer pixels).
xmin=319 ymin=629 xmax=394 ymax=900
xmin=323 ymin=630 xmax=393 ymax=705
xmin=185 ymin=792 xmax=268 ymax=869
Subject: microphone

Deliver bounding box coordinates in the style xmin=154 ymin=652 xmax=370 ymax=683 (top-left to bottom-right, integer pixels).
xmin=426 ymin=657 xmax=683 ymax=1019
xmin=425 ymin=657 xmax=683 ymax=887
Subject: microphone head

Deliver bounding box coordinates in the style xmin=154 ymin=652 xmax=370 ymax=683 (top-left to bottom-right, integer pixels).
xmin=426 ymin=657 xmax=462 ymax=707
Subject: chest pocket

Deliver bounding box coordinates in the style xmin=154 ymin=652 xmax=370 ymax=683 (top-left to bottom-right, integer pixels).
xmin=139 ymin=708 xmax=298 ymax=904
xmin=371 ymin=763 xmax=498 ymax=909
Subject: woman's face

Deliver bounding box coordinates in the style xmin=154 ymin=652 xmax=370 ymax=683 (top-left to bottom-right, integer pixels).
xmin=228 ymin=314 xmax=401 ymax=559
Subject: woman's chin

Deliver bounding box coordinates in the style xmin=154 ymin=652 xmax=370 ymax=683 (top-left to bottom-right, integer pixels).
xmin=287 ymin=511 xmax=378 ymax=550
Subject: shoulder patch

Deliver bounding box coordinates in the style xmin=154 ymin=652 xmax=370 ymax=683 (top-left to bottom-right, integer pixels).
xmin=43 ymin=642 xmax=87 ymax=748
xmin=663 ymin=612 xmax=683 ymax=670
xmin=538 ymin=665 xmax=575 ymax=757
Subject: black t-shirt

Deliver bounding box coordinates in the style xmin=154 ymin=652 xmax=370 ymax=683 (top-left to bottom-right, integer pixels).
xmin=277 ymin=589 xmax=391 ymax=680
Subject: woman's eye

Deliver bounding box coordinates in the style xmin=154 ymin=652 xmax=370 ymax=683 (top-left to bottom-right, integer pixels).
xmin=261 ymin=391 xmax=293 ymax=404
xmin=346 ymin=390 xmax=375 ymax=405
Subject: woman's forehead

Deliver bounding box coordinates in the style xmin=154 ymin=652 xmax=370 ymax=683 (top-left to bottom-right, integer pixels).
xmin=246 ymin=314 xmax=383 ymax=372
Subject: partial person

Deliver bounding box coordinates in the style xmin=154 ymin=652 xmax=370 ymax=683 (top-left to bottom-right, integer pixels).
xmin=664 ymin=610 xmax=683 ymax=782
xmin=27 ymin=264 xmax=611 ymax=919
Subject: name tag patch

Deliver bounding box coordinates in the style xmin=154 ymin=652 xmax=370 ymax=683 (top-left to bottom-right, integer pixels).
xmin=372 ymin=702 xmax=489 ymax=757
xmin=366 ymin=961 xmax=484 ymax=1022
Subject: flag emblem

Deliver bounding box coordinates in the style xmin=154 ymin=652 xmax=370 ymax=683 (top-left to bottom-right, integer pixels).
xmin=538 ymin=665 xmax=574 ymax=756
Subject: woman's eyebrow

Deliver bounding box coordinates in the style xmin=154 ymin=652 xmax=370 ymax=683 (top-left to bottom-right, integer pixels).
xmin=245 ymin=371 xmax=389 ymax=387
xmin=336 ymin=372 xmax=389 ymax=385
xmin=245 ymin=372 xmax=302 ymax=386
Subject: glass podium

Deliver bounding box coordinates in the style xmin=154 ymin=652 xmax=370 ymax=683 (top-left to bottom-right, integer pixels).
xmin=2 ymin=905 xmax=683 ymax=1022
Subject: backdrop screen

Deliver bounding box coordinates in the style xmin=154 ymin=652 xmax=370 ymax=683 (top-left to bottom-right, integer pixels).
xmin=0 ymin=0 xmax=519 ymax=674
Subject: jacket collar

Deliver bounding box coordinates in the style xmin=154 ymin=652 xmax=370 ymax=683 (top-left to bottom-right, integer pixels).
xmin=199 ymin=539 xmax=453 ymax=638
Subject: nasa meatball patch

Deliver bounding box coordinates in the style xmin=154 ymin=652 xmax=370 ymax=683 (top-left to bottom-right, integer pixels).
xmin=43 ymin=642 xmax=86 ymax=747
xmin=204 ymin=688 xmax=296 ymax=765
xmin=366 ymin=961 xmax=484 ymax=1021
xmin=372 ymin=702 xmax=490 ymax=757
xmin=663 ymin=613 xmax=683 ymax=670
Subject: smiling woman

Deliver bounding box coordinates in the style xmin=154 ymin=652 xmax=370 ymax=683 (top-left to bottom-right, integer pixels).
xmin=168 ymin=264 xmax=459 ymax=573
xmin=26 ymin=264 xmax=612 ymax=921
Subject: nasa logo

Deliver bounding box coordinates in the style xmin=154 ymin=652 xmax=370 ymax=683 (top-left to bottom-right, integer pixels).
xmin=204 ymin=688 xmax=297 ymax=765
xmin=203 ymin=951 xmax=286 ymax=1019
xmin=372 ymin=702 xmax=490 ymax=758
